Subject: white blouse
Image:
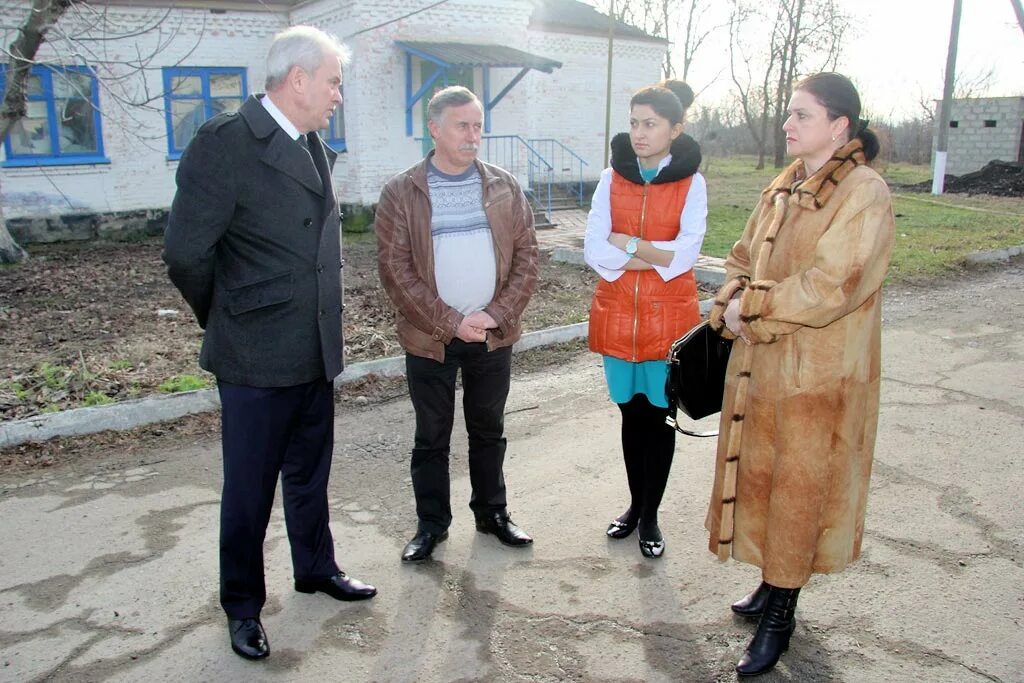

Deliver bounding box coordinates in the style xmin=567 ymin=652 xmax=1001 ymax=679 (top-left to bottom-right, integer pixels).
xmin=583 ymin=155 xmax=708 ymax=283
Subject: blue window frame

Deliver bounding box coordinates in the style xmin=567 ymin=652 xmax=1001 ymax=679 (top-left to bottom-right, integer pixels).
xmin=0 ymin=65 xmax=108 ymax=167
xmin=319 ymin=84 xmax=346 ymax=152
xmin=163 ymin=67 xmax=247 ymax=159
xmin=321 ymin=101 xmax=346 ymax=152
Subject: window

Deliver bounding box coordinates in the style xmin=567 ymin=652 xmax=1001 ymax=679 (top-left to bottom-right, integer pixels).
xmin=163 ymin=67 xmax=247 ymax=159
xmin=984 ymin=120 xmax=997 ymax=128
xmin=320 ymin=89 xmax=346 ymax=152
xmin=0 ymin=65 xmax=107 ymax=166
xmin=949 ymin=121 xmax=959 ymax=128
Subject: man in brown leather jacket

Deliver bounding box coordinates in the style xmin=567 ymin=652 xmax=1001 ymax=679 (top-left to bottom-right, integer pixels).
xmin=375 ymin=86 xmax=539 ymax=562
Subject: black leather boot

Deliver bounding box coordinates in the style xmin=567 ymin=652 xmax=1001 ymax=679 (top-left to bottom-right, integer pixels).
xmin=735 ymin=585 xmax=800 ymax=677
xmin=731 ymin=581 xmax=770 ymax=619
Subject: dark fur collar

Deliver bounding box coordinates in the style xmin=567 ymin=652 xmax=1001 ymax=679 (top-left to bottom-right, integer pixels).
xmin=764 ymin=139 xmax=868 ymax=210
xmin=610 ymin=132 xmax=702 ymax=185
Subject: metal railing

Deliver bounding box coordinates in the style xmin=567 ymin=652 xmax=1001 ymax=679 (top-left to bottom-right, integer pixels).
xmin=480 ymin=135 xmax=554 ymax=221
xmin=527 ymin=138 xmax=589 ymax=205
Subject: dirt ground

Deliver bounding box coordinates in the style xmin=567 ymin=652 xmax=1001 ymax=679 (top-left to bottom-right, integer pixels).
xmin=0 ymin=237 xmax=599 ymax=421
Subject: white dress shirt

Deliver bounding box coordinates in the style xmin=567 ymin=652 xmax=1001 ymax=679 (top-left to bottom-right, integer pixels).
xmin=261 ymin=94 xmax=302 ymax=140
xmin=583 ymin=154 xmax=708 ymax=283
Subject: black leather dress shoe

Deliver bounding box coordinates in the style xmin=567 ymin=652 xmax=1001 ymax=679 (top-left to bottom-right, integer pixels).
xmin=475 ymin=512 xmax=533 ymax=546
xmin=228 ymin=617 xmax=269 ymax=660
xmin=294 ymin=571 xmax=377 ymax=601
xmin=402 ymin=530 xmax=448 ymax=562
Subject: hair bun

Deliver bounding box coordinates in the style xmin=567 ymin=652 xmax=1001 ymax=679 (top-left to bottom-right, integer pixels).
xmin=857 ymin=127 xmax=880 ymax=162
xmin=657 ymin=79 xmax=695 ymax=111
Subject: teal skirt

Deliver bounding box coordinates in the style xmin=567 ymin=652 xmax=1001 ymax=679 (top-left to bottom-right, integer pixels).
xmin=602 ymin=356 xmax=670 ymax=408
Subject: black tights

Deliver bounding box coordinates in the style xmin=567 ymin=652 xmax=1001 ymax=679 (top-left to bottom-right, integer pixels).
xmin=617 ymin=394 xmax=677 ymax=538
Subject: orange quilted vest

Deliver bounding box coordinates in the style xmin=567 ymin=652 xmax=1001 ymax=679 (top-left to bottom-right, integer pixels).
xmin=588 ymin=172 xmax=700 ymax=361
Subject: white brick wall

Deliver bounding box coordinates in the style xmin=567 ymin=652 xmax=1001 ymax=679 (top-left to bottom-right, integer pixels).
xmin=1 ymin=0 xmax=664 ymax=217
xmin=0 ymin=2 xmax=283 ymax=219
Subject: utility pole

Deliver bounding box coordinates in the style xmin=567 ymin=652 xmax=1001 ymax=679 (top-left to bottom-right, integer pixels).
xmin=1011 ymin=0 xmax=1024 ymax=37
xmin=604 ymin=0 xmax=615 ymax=167
xmin=932 ymin=0 xmax=962 ymax=195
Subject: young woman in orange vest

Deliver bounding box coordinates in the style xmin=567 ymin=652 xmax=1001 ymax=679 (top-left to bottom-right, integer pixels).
xmin=583 ymin=85 xmax=707 ymax=558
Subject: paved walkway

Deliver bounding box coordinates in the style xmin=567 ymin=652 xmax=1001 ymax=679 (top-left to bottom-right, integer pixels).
xmin=536 ymin=208 xmax=727 ymax=273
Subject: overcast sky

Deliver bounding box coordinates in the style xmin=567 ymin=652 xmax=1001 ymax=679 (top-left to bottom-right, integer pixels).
xmin=613 ymin=0 xmax=1024 ymax=121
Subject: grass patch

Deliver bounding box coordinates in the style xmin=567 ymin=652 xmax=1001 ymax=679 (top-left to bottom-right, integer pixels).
xmin=109 ymin=359 xmax=133 ymax=370
xmin=700 ymin=155 xmax=1024 ymax=280
xmin=83 ymin=391 xmax=114 ymax=407
xmin=158 ymin=374 xmax=210 ymax=393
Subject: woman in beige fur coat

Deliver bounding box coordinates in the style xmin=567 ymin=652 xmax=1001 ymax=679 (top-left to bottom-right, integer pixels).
xmin=706 ymin=73 xmax=895 ymax=677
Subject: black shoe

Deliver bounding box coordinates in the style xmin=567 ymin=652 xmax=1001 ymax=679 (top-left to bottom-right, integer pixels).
xmin=228 ymin=617 xmax=269 ymax=660
xmin=736 ymin=585 xmax=801 ymax=677
xmin=475 ymin=512 xmax=533 ymax=547
xmin=606 ymin=508 xmax=639 ymax=539
xmin=638 ymin=521 xmax=664 ymax=558
xmin=294 ymin=571 xmax=377 ymax=601
xmin=732 ymin=581 xmax=770 ymax=619
xmin=401 ymin=529 xmax=448 ymax=562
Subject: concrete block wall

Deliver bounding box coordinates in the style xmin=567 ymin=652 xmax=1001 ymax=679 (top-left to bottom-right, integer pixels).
xmin=933 ymin=96 xmax=1024 ymax=176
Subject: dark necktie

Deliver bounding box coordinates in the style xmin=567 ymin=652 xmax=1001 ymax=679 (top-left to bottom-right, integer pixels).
xmin=297 ymin=135 xmax=323 ymax=190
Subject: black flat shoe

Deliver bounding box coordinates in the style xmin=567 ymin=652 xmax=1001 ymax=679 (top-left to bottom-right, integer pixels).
xmin=295 ymin=571 xmax=377 ymax=601
xmin=606 ymin=509 xmax=639 ymax=539
xmin=638 ymin=537 xmax=665 ymax=558
xmin=402 ymin=529 xmax=448 ymax=562
xmin=732 ymin=581 xmax=770 ymax=619
xmin=475 ymin=512 xmax=533 ymax=547
xmin=228 ymin=617 xmax=269 ymax=660
xmin=638 ymin=522 xmax=664 ymax=558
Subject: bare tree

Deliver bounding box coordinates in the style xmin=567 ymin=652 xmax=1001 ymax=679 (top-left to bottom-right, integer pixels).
xmin=769 ymin=0 xmax=847 ymax=167
xmin=0 ymin=0 xmax=200 ymax=264
xmin=727 ymin=2 xmax=776 ymax=169
xmin=726 ymin=0 xmax=847 ymax=169
xmin=597 ymin=0 xmax=723 ymax=81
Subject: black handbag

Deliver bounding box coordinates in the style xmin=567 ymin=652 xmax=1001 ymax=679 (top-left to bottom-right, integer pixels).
xmin=665 ymin=320 xmax=734 ymax=437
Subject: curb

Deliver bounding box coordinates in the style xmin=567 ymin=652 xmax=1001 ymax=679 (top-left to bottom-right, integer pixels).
xmin=964 ymin=244 xmax=1024 ymax=266
xmin=1 ymin=302 xmax=715 ymax=450
xmin=2 ymin=322 xmax=589 ymax=449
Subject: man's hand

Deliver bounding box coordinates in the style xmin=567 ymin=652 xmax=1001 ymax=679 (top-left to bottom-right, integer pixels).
xmin=456 ymin=318 xmax=488 ymax=343
xmin=464 ymin=310 xmax=498 ymax=330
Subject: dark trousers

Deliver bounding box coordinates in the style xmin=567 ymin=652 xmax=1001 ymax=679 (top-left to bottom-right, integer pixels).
xmin=405 ymin=341 xmax=513 ymax=534
xmin=618 ymin=394 xmax=677 ymax=526
xmin=217 ymin=378 xmax=339 ymax=619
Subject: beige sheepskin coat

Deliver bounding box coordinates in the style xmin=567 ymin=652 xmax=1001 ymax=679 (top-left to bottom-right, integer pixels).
xmin=706 ymin=139 xmax=896 ymax=588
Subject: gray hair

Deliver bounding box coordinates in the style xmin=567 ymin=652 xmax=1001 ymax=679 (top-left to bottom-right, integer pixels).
xmin=265 ymin=25 xmax=351 ymax=91
xmin=426 ymin=86 xmax=482 ymax=126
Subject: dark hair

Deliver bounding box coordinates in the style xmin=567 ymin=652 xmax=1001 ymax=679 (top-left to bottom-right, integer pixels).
xmin=630 ymin=86 xmax=683 ymax=125
xmin=657 ymin=79 xmax=694 ymax=112
xmin=793 ymin=72 xmax=879 ymax=161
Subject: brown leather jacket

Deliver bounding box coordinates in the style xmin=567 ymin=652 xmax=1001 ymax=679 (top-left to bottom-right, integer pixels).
xmin=375 ymin=152 xmax=539 ymax=362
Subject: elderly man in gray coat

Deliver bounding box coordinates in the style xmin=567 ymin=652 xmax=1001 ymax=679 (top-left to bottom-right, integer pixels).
xmin=163 ymin=26 xmax=375 ymax=662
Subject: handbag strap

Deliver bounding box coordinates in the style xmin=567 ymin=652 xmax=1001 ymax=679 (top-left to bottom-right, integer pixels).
xmin=665 ymin=415 xmax=718 ymax=438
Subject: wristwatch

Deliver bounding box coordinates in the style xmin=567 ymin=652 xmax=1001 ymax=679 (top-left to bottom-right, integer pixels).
xmin=625 ymin=236 xmax=640 ymax=256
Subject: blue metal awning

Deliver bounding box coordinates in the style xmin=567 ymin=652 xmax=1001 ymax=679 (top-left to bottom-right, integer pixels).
xmin=397 ymin=40 xmax=563 ymax=135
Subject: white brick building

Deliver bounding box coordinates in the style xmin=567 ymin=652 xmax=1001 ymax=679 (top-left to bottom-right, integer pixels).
xmin=933 ymin=96 xmax=1024 ymax=176
xmin=0 ymin=0 xmax=665 ymax=230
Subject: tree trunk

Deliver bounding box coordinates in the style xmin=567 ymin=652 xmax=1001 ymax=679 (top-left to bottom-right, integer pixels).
xmin=0 ymin=210 xmax=27 ymax=264
xmin=0 ymin=0 xmax=76 ymax=264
